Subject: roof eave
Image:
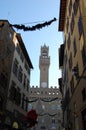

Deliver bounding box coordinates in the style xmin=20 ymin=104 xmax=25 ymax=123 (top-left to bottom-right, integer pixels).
xmin=58 ymin=0 xmax=67 ymax=31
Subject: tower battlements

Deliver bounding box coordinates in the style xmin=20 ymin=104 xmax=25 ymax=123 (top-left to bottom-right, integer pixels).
xmin=29 ymin=85 xmax=62 ymax=99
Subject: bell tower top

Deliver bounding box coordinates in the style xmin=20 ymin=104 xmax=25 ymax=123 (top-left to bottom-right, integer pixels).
xmin=41 ymin=44 xmax=49 ymax=58
xmin=39 ymin=44 xmax=50 ymax=88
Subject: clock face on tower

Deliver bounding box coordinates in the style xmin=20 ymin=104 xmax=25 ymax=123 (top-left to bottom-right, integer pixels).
xmin=41 ymin=82 xmax=47 ymax=88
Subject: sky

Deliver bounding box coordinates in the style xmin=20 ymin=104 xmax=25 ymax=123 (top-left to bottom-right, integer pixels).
xmin=0 ymin=0 xmax=63 ymax=88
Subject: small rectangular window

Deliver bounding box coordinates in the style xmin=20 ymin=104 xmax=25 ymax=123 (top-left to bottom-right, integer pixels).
xmin=82 ymin=88 xmax=86 ymax=101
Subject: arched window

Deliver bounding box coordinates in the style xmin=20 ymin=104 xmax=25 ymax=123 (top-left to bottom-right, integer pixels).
xmin=42 ymin=50 xmax=47 ymax=58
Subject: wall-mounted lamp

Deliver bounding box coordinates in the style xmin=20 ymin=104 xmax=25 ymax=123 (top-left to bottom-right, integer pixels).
xmin=72 ymin=65 xmax=86 ymax=79
xmin=72 ymin=65 xmax=79 ymax=79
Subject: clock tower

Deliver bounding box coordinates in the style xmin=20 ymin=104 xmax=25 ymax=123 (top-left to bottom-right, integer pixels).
xmin=39 ymin=44 xmax=50 ymax=88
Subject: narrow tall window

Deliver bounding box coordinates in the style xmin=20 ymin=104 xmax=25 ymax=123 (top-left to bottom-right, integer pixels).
xmin=82 ymin=46 xmax=86 ymax=66
xmin=70 ymin=77 xmax=74 ymax=95
xmin=69 ymin=0 xmax=72 ymax=16
xmin=16 ymin=43 xmax=20 ymax=54
xmin=70 ymin=13 xmax=75 ymax=35
xmin=78 ymin=16 xmax=83 ymax=38
xmin=82 ymin=88 xmax=86 ymax=101
xmin=26 ymin=79 xmax=29 ymax=91
xmin=69 ymin=52 xmax=72 ymax=70
xmin=73 ymin=38 xmax=77 ymax=57
xmin=67 ymin=33 xmax=71 ymax=49
xmin=23 ymin=74 xmax=26 ymax=88
xmin=73 ymin=0 xmax=79 ymax=16
xmin=18 ymin=66 xmax=23 ymax=83
xmin=13 ymin=58 xmax=18 ymax=77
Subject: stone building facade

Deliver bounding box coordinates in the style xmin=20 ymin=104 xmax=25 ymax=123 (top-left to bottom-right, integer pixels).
xmin=0 ymin=20 xmax=33 ymax=130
